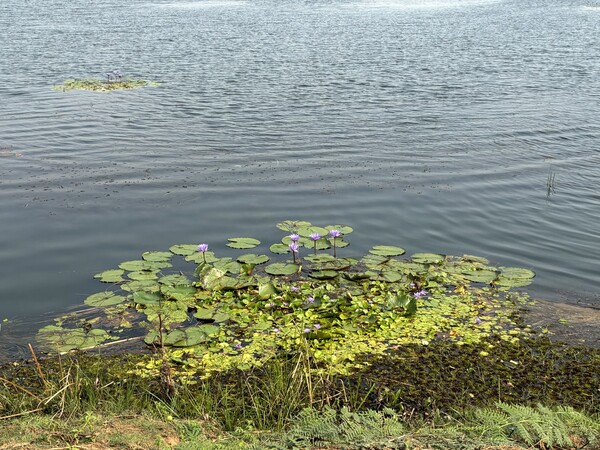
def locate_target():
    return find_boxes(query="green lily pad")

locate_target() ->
[169,244,199,256]
[276,220,312,232]
[237,254,270,265]
[265,263,300,276]
[184,251,219,263]
[258,282,278,299]
[194,308,215,320]
[369,246,406,256]
[461,270,499,284]
[495,276,533,288]
[84,292,127,307]
[270,243,290,254]
[159,274,191,286]
[297,226,329,237]
[119,260,172,271]
[128,270,159,281]
[142,251,173,262]
[161,285,196,301]
[324,225,353,235]
[499,267,536,279]
[226,237,260,249]
[304,254,337,263]
[93,269,125,283]
[411,253,445,264]
[121,280,160,292]
[212,312,231,323]
[133,291,162,306]
[309,270,339,280]
[381,270,405,283]
[461,254,490,265]
[38,326,111,352]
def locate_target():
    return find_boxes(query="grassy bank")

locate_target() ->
[1,335,599,449]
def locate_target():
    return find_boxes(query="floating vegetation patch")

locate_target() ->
[54,72,159,92]
[37,221,536,380]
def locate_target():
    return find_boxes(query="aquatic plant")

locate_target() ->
[37,221,536,380]
[54,73,159,92]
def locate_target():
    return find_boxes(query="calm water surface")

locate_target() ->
[1,0,599,357]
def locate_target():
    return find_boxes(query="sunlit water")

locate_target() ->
[1,0,599,358]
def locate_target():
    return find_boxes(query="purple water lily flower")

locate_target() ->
[291,286,299,293]
[414,289,428,299]
[314,323,321,330]
[289,242,299,263]
[197,243,209,252]
[329,229,341,238]
[273,327,280,333]
[234,343,243,349]
[303,328,311,334]
[307,297,314,303]
[309,233,321,241]
[475,317,482,324]
[289,233,300,242]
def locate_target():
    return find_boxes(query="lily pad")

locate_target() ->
[411,253,445,264]
[84,292,127,307]
[159,274,191,286]
[369,246,406,256]
[265,263,300,276]
[119,260,171,271]
[38,326,111,352]
[94,269,125,283]
[297,226,329,237]
[495,276,533,288]
[142,251,173,262]
[499,267,536,279]
[133,291,162,306]
[161,285,196,302]
[461,270,499,284]
[324,225,354,235]
[276,220,312,232]
[309,270,339,280]
[226,237,260,249]
[127,270,159,281]
[237,254,270,265]
[121,280,160,292]
[169,244,199,256]
[270,243,290,254]
[194,308,215,320]
[258,282,278,299]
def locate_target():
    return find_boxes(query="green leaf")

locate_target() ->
[161,285,196,301]
[119,260,171,271]
[258,282,278,299]
[309,270,338,280]
[265,263,300,276]
[197,324,220,335]
[194,308,215,320]
[142,251,173,262]
[276,220,312,232]
[121,280,160,292]
[324,225,353,235]
[127,270,159,281]
[226,237,260,249]
[297,226,328,237]
[133,291,162,306]
[93,269,125,283]
[159,274,191,286]
[499,267,535,279]
[184,251,219,263]
[462,270,499,284]
[212,312,231,323]
[411,253,445,264]
[237,253,270,265]
[270,243,290,254]
[169,244,199,256]
[84,292,127,307]
[369,246,406,256]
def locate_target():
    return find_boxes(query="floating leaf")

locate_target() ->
[462,270,499,284]
[276,220,312,232]
[309,270,338,280]
[128,270,159,281]
[185,251,219,263]
[38,326,111,352]
[169,244,198,256]
[94,269,125,283]
[198,324,220,335]
[265,263,300,276]
[121,280,160,292]
[499,267,536,279]
[495,276,533,288]
[411,253,445,264]
[270,243,290,254]
[237,254,270,265]
[324,225,353,235]
[119,260,171,271]
[226,237,260,249]
[84,292,127,307]
[142,251,173,262]
[258,282,278,299]
[369,246,406,256]
[297,226,328,237]
[194,308,215,320]
[133,291,162,306]
[161,285,196,301]
[159,274,191,286]
[461,254,490,265]
[381,270,405,283]
[212,312,231,323]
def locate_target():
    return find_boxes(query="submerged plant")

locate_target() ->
[54,73,159,92]
[37,221,536,381]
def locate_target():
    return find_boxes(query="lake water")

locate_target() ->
[1,0,599,357]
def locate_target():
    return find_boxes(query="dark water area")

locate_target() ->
[1,0,599,358]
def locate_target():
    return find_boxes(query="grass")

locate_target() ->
[0,335,599,449]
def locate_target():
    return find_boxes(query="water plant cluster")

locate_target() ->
[53,71,159,92]
[37,221,536,379]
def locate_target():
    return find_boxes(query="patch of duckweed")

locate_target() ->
[37,221,537,381]
[54,77,159,92]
